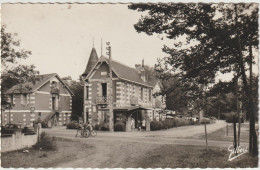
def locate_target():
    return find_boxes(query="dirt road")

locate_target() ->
[43,120,249,168]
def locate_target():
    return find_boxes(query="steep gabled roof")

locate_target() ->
[5,73,74,96]
[82,47,99,77]
[86,56,153,88]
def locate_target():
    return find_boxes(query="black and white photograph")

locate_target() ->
[1,1,259,168]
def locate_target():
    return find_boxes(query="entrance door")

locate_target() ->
[53,112,59,126]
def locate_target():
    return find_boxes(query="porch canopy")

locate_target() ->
[113,106,149,112]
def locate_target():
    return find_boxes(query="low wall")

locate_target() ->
[1,124,42,153]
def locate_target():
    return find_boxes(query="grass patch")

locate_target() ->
[135,145,258,168]
[1,138,94,168]
[33,132,57,151]
[198,123,249,142]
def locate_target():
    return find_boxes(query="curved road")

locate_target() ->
[42,120,248,168]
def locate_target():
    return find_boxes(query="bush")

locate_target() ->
[94,124,100,130]
[41,121,48,128]
[66,121,78,129]
[34,119,48,128]
[226,112,239,123]
[150,121,163,131]
[200,118,210,124]
[33,132,57,151]
[100,122,109,131]
[151,118,197,131]
[162,119,174,129]
[178,119,190,126]
[114,122,126,131]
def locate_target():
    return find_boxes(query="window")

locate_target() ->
[7,94,14,105]
[86,86,89,100]
[21,94,27,105]
[101,71,107,76]
[52,94,59,110]
[38,112,41,117]
[101,83,107,97]
[149,89,152,101]
[141,87,143,100]
[93,105,96,112]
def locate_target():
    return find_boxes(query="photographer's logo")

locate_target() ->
[228,145,248,161]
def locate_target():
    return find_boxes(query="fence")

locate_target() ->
[1,123,42,152]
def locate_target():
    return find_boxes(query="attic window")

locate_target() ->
[101,71,107,76]
[21,94,28,105]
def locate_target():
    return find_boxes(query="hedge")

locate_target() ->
[151,118,197,131]
[66,121,78,129]
[114,122,126,131]
[150,121,163,131]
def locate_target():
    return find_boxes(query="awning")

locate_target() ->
[113,106,150,111]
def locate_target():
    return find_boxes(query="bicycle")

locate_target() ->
[86,129,97,137]
[75,126,90,138]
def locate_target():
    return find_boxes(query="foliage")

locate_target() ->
[62,77,83,121]
[1,25,39,106]
[34,119,48,128]
[225,112,240,123]
[151,118,198,131]
[200,118,211,124]
[66,121,78,129]
[161,77,189,112]
[33,132,57,151]
[99,122,109,131]
[94,124,100,131]
[150,121,163,131]
[129,3,258,155]
[114,122,126,131]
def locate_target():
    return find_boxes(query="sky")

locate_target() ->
[2,3,175,80]
[2,3,258,81]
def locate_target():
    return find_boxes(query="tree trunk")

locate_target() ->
[236,77,241,146]
[218,106,220,120]
[233,118,237,155]
[234,5,258,156]
[249,39,258,156]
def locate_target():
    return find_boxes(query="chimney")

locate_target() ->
[140,59,146,82]
[135,64,141,69]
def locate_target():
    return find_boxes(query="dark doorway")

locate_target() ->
[52,97,55,110]
[101,83,107,97]
[86,112,89,122]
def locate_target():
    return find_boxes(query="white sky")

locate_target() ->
[2,3,174,80]
[2,3,258,81]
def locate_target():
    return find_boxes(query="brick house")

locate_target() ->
[81,47,165,131]
[2,73,73,127]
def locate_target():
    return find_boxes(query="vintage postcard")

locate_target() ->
[1,1,259,168]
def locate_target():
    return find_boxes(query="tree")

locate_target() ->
[143,65,188,112]
[129,3,258,155]
[160,77,189,113]
[1,25,39,106]
[62,77,83,121]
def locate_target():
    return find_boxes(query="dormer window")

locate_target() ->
[21,94,28,105]
[50,81,59,94]
[101,71,107,76]
[6,94,14,105]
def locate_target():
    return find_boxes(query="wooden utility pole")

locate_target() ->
[204,123,208,148]
[226,121,228,136]
[106,42,114,132]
